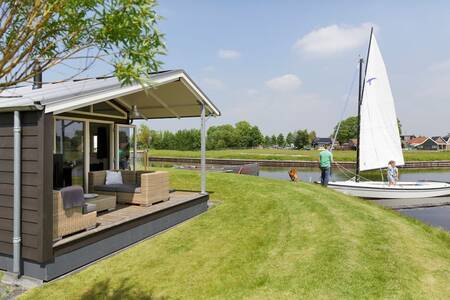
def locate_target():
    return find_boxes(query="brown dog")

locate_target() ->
[288,168,299,182]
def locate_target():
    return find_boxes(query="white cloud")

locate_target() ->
[202,77,225,89]
[293,23,375,56]
[218,49,241,60]
[265,74,302,92]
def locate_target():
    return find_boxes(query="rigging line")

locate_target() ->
[334,161,373,181]
[380,168,384,182]
[333,164,355,181]
[331,62,359,151]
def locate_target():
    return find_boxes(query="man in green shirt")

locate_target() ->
[319,145,333,186]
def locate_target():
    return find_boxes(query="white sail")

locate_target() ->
[359,34,404,171]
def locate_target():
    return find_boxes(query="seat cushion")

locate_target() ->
[94,184,140,193]
[83,202,96,214]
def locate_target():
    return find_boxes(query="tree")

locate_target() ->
[0,1,165,89]
[263,135,271,147]
[159,131,175,149]
[333,116,403,144]
[173,129,200,150]
[207,125,238,150]
[136,123,152,150]
[249,125,263,147]
[235,121,253,148]
[308,131,317,143]
[332,116,358,145]
[235,121,263,148]
[276,134,285,147]
[270,135,277,146]
[286,132,295,146]
[294,129,310,149]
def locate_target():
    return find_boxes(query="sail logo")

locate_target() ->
[366,77,377,85]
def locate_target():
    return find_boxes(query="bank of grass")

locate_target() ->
[21,170,450,299]
[149,148,450,162]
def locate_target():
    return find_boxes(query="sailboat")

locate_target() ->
[327,28,450,199]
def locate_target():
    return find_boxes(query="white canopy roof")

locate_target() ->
[0,70,220,118]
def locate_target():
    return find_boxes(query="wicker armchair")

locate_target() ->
[89,170,170,206]
[53,190,97,241]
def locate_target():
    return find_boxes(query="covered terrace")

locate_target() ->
[0,69,220,281]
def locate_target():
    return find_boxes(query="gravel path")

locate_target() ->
[0,281,26,299]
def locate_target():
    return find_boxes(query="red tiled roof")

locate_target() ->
[408,136,429,146]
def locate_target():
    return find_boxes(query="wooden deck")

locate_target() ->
[54,191,205,248]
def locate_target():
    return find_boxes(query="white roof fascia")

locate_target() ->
[46,84,140,114]
[178,73,221,116]
[46,73,182,115]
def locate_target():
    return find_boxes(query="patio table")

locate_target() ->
[86,194,116,212]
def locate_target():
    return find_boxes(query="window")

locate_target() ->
[90,123,111,171]
[54,119,85,189]
[116,125,136,171]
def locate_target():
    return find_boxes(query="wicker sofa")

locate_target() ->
[88,170,170,206]
[53,190,97,241]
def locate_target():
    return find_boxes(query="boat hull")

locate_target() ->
[327,181,450,199]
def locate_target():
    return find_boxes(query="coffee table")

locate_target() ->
[85,194,116,212]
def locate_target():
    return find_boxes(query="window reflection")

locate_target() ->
[118,127,135,170]
[54,119,84,189]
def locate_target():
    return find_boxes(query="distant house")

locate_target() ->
[431,136,447,150]
[408,136,440,151]
[312,137,333,149]
[340,138,357,150]
[401,135,416,149]
[443,136,450,150]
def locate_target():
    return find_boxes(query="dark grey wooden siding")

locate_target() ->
[416,139,439,150]
[0,111,53,263]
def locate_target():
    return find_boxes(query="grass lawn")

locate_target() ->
[21,170,450,299]
[149,148,450,162]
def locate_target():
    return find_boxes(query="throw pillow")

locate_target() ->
[105,170,123,185]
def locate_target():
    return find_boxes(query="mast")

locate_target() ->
[355,57,363,182]
[355,27,373,182]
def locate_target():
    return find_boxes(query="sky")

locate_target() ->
[51,1,450,137]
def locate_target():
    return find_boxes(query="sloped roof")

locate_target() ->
[431,136,447,145]
[408,136,433,146]
[313,137,332,144]
[0,70,221,118]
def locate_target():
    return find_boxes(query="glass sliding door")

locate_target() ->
[54,119,85,189]
[116,125,136,171]
[89,123,111,171]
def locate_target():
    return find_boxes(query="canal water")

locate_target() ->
[259,166,450,183]
[151,161,450,232]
